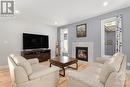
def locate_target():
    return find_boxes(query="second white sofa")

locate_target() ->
[66,53,126,87]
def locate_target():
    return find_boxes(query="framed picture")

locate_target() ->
[76,24,87,37]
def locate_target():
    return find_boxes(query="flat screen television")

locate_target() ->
[23,33,49,49]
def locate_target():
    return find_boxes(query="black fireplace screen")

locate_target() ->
[76,47,88,61]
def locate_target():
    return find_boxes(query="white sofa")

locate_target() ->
[8,54,59,87]
[66,53,126,87]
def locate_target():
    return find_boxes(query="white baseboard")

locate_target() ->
[0,65,9,70]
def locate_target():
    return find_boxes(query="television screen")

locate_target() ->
[23,33,49,49]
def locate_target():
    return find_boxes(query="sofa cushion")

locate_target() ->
[11,55,32,75]
[67,70,104,87]
[27,58,39,65]
[31,63,48,72]
[82,65,102,75]
[99,63,116,84]
[104,56,115,64]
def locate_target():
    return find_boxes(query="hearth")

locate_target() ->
[76,47,88,61]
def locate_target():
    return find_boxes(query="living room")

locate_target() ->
[0,0,130,87]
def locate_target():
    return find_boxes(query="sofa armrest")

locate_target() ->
[95,57,111,64]
[27,58,39,65]
[29,66,59,80]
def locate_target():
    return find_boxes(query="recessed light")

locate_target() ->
[54,21,58,25]
[103,1,108,6]
[15,10,20,14]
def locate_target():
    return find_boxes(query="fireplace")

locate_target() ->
[76,47,88,61]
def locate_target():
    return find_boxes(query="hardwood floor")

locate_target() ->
[0,69,11,87]
[0,61,130,87]
[125,73,130,87]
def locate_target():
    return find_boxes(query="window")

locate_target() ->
[60,28,68,56]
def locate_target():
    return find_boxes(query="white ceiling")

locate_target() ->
[15,0,130,26]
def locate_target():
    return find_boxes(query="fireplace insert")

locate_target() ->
[76,47,88,61]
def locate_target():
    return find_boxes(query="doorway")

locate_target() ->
[105,21,116,55]
[101,16,123,57]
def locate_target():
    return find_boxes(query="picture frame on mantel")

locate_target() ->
[76,24,87,37]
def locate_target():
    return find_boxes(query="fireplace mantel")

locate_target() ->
[72,42,93,62]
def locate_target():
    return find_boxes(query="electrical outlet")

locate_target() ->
[127,63,130,66]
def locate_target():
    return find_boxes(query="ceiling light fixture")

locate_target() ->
[103,1,108,6]
[15,10,20,14]
[54,21,58,25]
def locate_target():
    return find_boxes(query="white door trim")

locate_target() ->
[101,17,116,57]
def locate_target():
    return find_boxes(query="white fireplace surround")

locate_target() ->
[72,42,94,62]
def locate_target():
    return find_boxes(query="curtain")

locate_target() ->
[115,15,123,52]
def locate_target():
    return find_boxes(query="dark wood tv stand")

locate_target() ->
[21,49,51,62]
